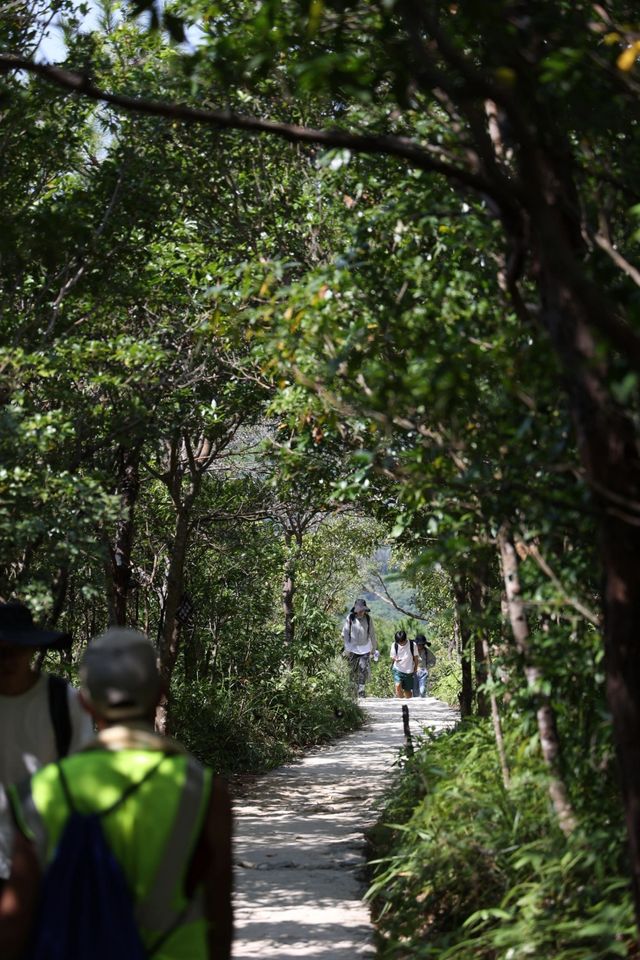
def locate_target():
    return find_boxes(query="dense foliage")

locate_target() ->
[369,718,634,959]
[2,0,640,946]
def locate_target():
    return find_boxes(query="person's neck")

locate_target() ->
[96,716,155,733]
[0,670,40,697]
[87,721,187,756]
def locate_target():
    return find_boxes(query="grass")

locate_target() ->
[172,656,364,773]
[367,718,637,960]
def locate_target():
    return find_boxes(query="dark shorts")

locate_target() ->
[392,667,414,692]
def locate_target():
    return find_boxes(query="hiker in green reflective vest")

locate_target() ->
[0,627,232,960]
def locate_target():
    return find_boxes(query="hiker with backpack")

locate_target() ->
[342,598,379,698]
[0,626,232,960]
[390,629,419,699]
[0,602,93,893]
[413,633,436,698]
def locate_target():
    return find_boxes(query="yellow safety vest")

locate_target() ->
[9,726,212,959]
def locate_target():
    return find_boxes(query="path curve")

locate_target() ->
[232,696,458,960]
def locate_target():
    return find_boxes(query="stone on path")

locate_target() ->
[232,696,458,960]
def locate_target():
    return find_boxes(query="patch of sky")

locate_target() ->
[35,0,104,62]
[35,0,202,63]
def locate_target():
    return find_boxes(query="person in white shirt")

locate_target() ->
[342,599,378,698]
[390,629,419,699]
[0,603,93,888]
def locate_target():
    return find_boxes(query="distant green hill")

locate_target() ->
[344,577,424,625]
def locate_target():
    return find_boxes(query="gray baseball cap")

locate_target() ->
[80,627,161,721]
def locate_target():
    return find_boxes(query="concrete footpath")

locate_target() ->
[232,696,458,960]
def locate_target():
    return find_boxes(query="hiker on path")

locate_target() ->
[390,629,419,700]
[413,634,436,698]
[0,602,93,891]
[342,598,378,698]
[0,627,232,960]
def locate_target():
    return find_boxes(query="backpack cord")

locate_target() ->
[56,755,167,818]
[145,905,191,958]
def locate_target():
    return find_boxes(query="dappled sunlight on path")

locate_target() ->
[232,696,458,960]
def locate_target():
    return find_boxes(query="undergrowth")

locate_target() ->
[172,656,364,773]
[368,718,636,959]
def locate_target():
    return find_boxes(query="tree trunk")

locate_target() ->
[537,264,640,911]
[453,577,473,718]
[600,516,640,920]
[282,531,303,664]
[111,446,141,626]
[155,501,192,736]
[474,632,490,717]
[183,623,204,683]
[103,544,117,627]
[481,635,510,789]
[498,525,576,834]
[511,151,640,901]
[44,566,69,628]
[451,601,461,657]
[282,537,296,652]
[154,434,214,736]
[469,574,490,717]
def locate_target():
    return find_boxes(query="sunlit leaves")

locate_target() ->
[616,40,640,72]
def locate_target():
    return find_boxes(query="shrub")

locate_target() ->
[172,656,363,773]
[368,719,636,959]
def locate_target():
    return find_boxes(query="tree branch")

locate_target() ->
[0,54,507,202]
[44,162,128,337]
[367,570,429,622]
[593,232,640,289]
[523,541,601,627]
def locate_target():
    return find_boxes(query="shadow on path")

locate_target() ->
[232,696,458,960]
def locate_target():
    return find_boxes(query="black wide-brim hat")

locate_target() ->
[351,599,371,613]
[0,603,71,649]
[414,634,432,646]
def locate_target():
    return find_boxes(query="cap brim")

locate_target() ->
[0,628,71,650]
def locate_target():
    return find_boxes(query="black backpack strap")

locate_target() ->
[56,754,167,818]
[101,756,166,816]
[48,675,72,759]
[56,759,77,813]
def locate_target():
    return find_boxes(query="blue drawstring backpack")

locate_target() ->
[28,756,165,960]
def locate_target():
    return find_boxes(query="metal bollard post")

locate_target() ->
[402,703,414,756]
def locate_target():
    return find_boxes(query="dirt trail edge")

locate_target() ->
[232,696,459,960]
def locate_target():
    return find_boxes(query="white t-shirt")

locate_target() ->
[390,639,417,674]
[0,674,94,878]
[342,613,376,655]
